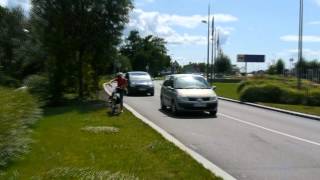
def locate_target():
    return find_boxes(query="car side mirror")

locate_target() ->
[212,86,217,90]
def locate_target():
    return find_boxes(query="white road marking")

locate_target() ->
[219,113,320,147]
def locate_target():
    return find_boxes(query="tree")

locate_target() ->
[0,6,29,79]
[276,59,285,75]
[214,53,232,74]
[31,0,133,102]
[121,31,171,76]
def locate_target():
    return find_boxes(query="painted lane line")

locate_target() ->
[103,83,236,180]
[125,104,236,180]
[219,113,320,147]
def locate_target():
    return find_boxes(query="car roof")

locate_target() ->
[166,74,203,79]
[127,71,149,75]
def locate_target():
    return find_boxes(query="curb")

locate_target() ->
[103,83,236,180]
[218,97,320,121]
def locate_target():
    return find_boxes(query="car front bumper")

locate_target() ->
[176,100,218,112]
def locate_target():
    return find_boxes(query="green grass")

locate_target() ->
[1,101,220,179]
[0,87,41,169]
[213,83,239,100]
[213,81,320,117]
[261,103,320,117]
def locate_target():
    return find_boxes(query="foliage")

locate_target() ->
[267,59,285,75]
[0,7,29,79]
[120,30,171,76]
[0,87,41,169]
[30,0,133,102]
[214,53,232,74]
[238,76,320,106]
[182,62,206,73]
[276,59,285,74]
[1,102,219,179]
[23,74,50,105]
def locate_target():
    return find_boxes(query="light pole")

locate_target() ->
[211,16,215,81]
[202,4,211,81]
[297,0,303,89]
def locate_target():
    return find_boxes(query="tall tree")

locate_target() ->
[121,31,171,76]
[276,59,285,75]
[0,6,28,79]
[31,0,132,101]
[214,53,232,74]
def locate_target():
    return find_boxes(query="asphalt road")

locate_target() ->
[124,81,320,180]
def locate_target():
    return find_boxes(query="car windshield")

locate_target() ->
[130,75,151,81]
[175,76,210,89]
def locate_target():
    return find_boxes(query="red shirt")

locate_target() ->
[115,77,127,89]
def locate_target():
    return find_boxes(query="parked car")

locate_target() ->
[160,74,218,116]
[126,71,154,96]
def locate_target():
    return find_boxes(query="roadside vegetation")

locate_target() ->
[214,75,320,116]
[0,87,41,169]
[0,101,220,180]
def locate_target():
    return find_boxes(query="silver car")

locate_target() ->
[160,74,218,116]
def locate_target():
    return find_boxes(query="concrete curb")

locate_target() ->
[103,83,236,180]
[219,97,320,121]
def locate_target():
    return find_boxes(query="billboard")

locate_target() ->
[237,54,265,63]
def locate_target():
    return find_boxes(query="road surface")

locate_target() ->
[124,81,320,180]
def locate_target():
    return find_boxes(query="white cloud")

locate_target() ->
[1,0,30,12]
[127,9,237,45]
[315,0,320,6]
[280,35,320,42]
[309,21,320,25]
[0,0,7,7]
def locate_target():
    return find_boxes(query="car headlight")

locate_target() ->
[209,96,217,101]
[177,96,188,101]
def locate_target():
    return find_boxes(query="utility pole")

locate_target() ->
[297,0,303,89]
[206,4,210,81]
[211,16,215,81]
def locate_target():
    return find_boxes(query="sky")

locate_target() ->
[2,0,320,71]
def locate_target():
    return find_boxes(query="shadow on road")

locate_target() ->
[158,108,218,119]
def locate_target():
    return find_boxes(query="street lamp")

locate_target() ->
[297,0,303,89]
[202,4,211,81]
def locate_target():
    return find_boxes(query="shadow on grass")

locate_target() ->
[158,108,217,119]
[44,99,107,117]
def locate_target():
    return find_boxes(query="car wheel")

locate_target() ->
[160,97,166,110]
[150,92,154,96]
[171,101,179,115]
[210,110,217,117]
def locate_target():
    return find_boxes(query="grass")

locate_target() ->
[213,82,239,100]
[1,101,220,179]
[0,87,41,169]
[261,103,320,117]
[213,80,320,117]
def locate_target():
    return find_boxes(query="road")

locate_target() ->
[124,81,320,180]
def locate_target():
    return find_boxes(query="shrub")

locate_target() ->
[306,90,320,106]
[0,74,20,87]
[280,88,304,105]
[0,87,41,169]
[240,84,283,103]
[23,75,51,106]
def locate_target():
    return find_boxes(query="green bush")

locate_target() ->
[240,84,283,103]
[306,90,320,106]
[239,83,320,106]
[23,75,51,106]
[0,87,41,169]
[0,74,20,87]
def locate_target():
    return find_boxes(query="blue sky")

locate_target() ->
[2,0,320,71]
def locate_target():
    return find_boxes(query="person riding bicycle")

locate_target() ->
[108,72,128,112]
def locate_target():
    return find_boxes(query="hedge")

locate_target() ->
[0,87,42,169]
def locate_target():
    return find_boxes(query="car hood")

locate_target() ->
[177,89,217,97]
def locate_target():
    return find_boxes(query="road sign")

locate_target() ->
[237,54,265,63]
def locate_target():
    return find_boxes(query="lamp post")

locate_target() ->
[202,4,211,81]
[297,0,303,89]
[211,16,215,81]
